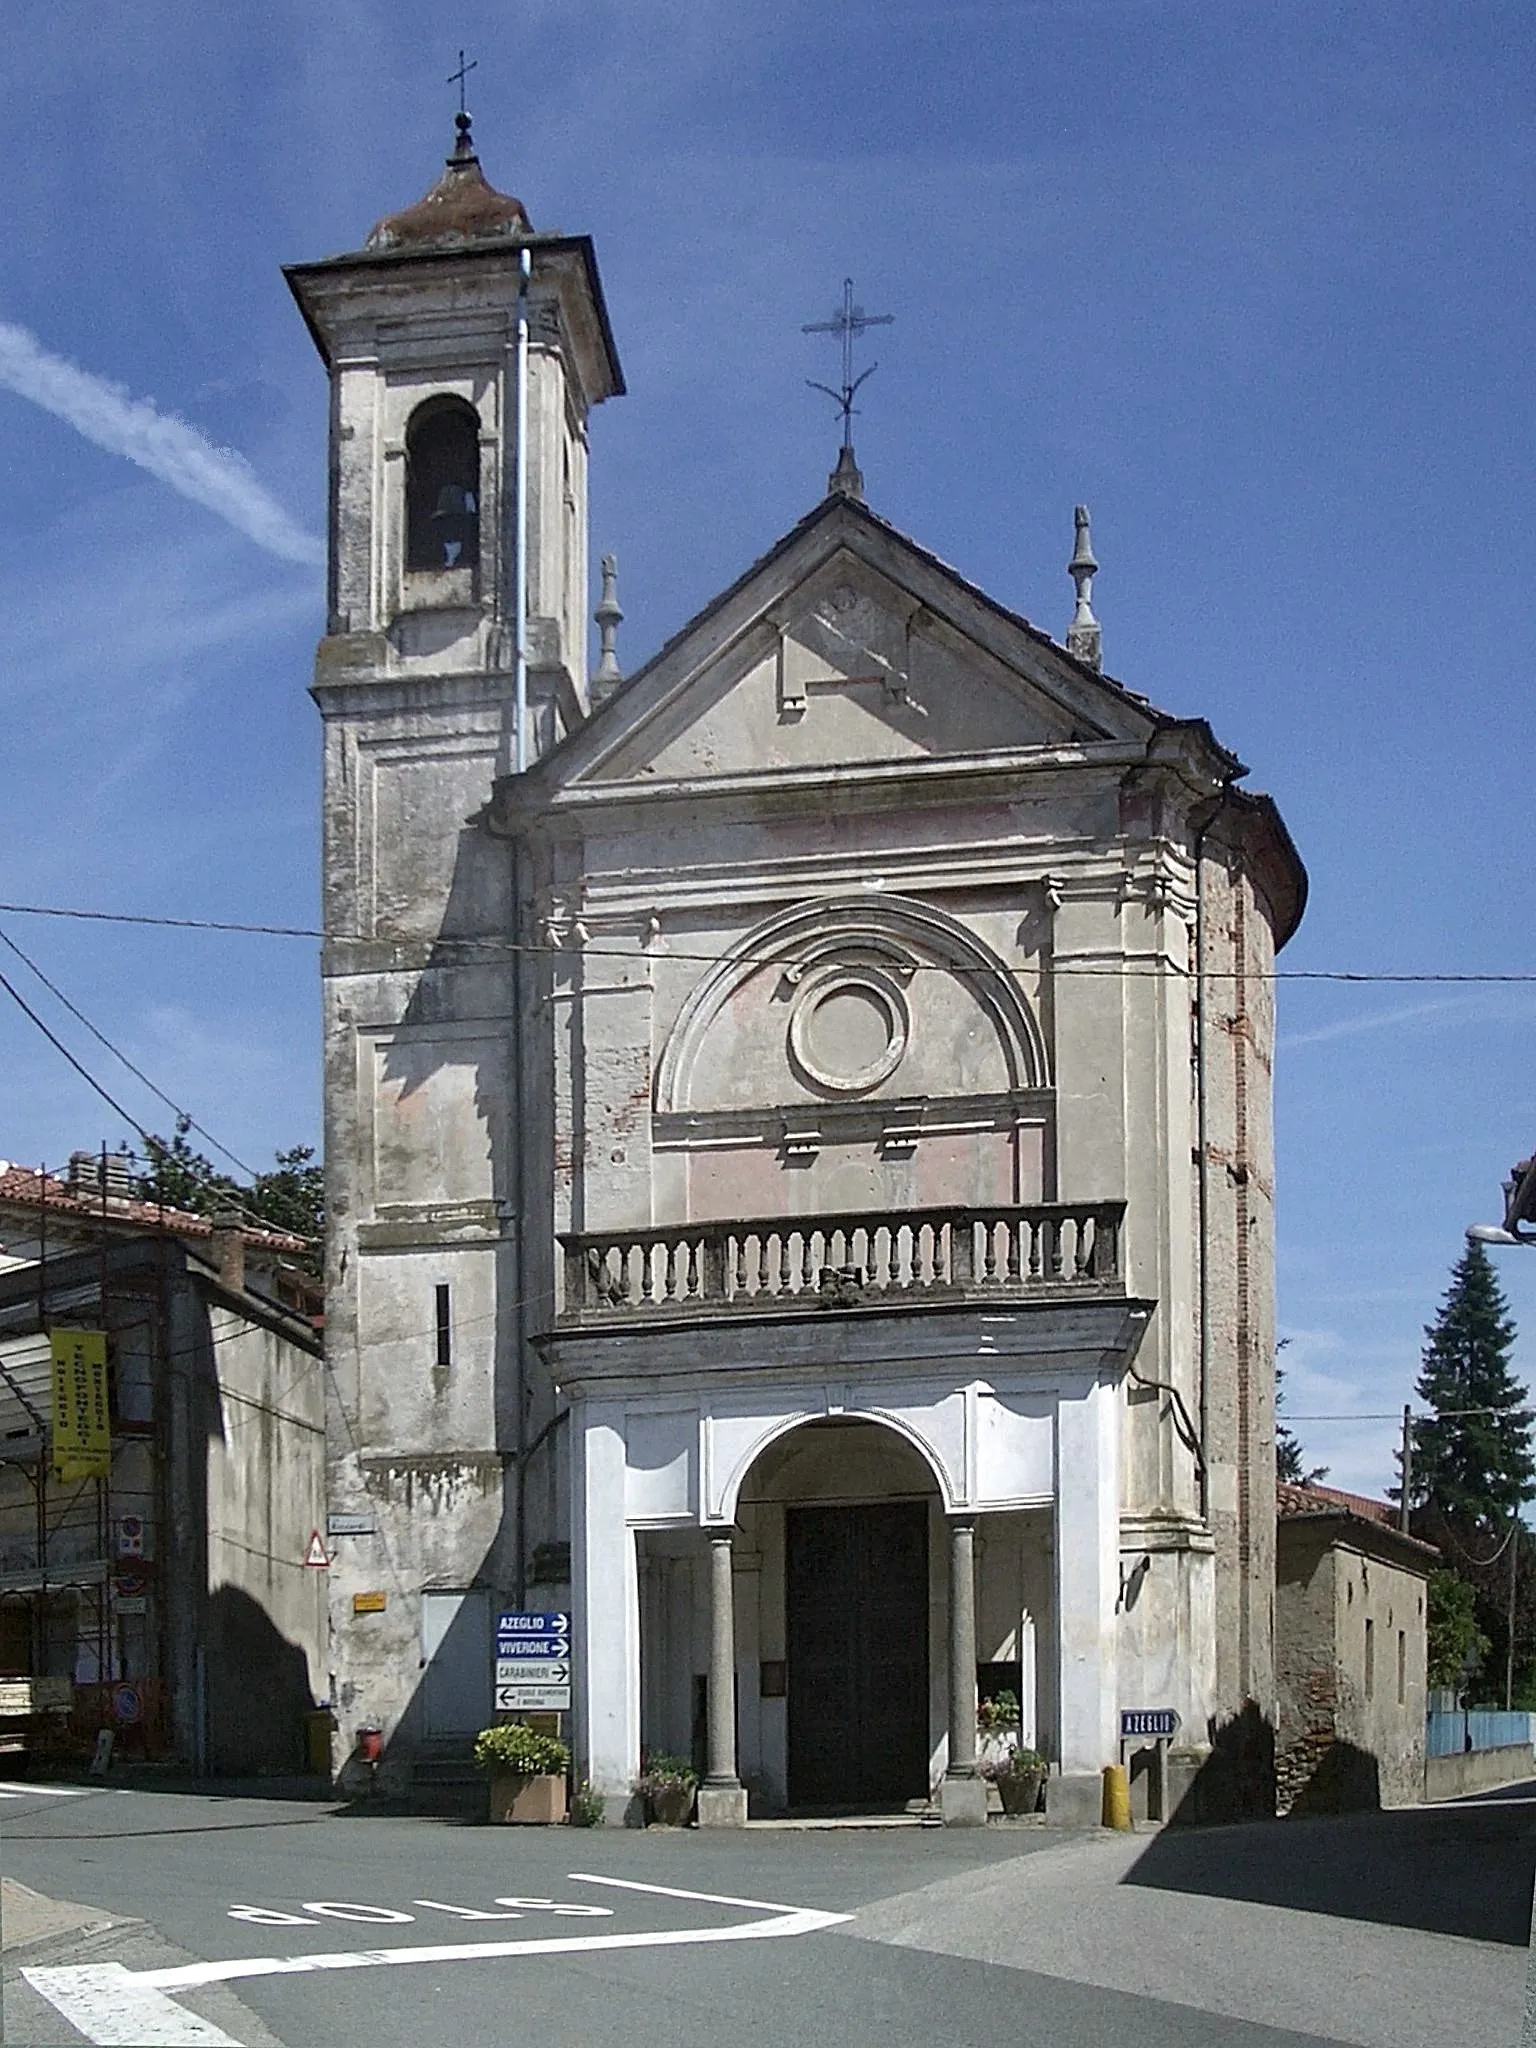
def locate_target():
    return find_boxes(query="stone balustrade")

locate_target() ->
[559,1200,1124,1321]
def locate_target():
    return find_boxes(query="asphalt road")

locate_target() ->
[0,1775,1529,2048]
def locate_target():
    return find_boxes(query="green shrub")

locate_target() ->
[979,1742,1046,1783]
[568,1780,606,1827]
[473,1724,571,1777]
[634,1752,698,1794]
[977,1689,1021,1734]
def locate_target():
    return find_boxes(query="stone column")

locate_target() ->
[697,1527,747,1826]
[941,1515,986,1825]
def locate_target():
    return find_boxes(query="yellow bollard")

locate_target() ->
[1102,1762,1132,1830]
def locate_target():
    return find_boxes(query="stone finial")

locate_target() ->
[1066,503,1101,670]
[591,554,624,703]
[828,443,865,503]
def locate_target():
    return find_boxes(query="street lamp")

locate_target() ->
[1467,1155,1536,1247]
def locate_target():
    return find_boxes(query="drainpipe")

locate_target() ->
[514,245,531,775]
[1191,791,1232,1525]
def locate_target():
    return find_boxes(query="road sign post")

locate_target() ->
[494,1613,571,1711]
[1119,1708,1180,1821]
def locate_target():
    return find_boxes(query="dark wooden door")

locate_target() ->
[786,1501,929,1810]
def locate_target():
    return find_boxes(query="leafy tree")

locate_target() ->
[131,1118,322,1272]
[1410,1241,1534,1527]
[1425,1567,1489,1691]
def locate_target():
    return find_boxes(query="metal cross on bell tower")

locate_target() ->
[803,277,893,500]
[448,49,478,115]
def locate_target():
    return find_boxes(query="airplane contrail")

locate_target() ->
[0,318,322,567]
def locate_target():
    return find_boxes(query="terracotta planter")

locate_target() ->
[995,1768,1046,1816]
[489,1771,568,1825]
[646,1781,696,1827]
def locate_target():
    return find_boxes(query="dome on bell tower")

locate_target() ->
[365,113,531,252]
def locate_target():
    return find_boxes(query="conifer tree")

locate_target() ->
[1410,1241,1534,1527]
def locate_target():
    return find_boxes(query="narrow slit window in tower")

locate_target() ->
[435,1284,452,1372]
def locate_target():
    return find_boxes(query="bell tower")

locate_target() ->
[286,120,623,1776]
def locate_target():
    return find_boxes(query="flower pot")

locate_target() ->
[646,1782,696,1827]
[996,1767,1045,1816]
[489,1771,568,1825]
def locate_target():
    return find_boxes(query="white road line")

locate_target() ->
[0,1779,92,1796]
[20,1962,242,2045]
[21,1874,852,2041]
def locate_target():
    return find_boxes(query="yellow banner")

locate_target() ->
[50,1330,110,1481]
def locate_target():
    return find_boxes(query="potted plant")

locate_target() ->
[981,1742,1047,1817]
[473,1723,571,1825]
[634,1753,698,1827]
[977,1688,1021,1773]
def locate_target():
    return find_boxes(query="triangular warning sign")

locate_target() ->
[304,1529,330,1568]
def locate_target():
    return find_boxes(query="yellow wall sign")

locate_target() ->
[50,1330,111,1481]
[352,1591,387,1615]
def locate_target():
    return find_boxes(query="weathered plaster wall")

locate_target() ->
[202,1300,327,1772]
[1275,1521,1428,1812]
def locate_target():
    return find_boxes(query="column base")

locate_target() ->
[696,1781,748,1828]
[1043,1771,1105,1828]
[940,1773,988,1827]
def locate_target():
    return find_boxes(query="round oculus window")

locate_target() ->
[787,970,909,1094]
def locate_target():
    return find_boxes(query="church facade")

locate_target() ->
[288,122,1305,1821]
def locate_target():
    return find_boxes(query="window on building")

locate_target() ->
[1398,1630,1407,1705]
[435,1284,452,1373]
[1364,1617,1375,1700]
[405,398,480,571]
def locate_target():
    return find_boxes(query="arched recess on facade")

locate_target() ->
[655,893,1049,1116]
[718,1406,958,1524]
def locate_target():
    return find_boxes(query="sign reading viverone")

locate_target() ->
[494,1613,571,1709]
[1120,1707,1180,1741]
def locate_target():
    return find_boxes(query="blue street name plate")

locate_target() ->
[1120,1707,1180,1740]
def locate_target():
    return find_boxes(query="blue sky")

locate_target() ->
[1,1,1532,1494]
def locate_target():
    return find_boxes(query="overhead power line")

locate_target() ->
[0,923,260,1181]
[0,897,1530,985]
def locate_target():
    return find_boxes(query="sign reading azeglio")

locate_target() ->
[1120,1707,1181,1741]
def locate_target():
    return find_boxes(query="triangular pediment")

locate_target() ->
[537,496,1165,796]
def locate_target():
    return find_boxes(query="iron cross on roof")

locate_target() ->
[803,278,894,450]
[448,49,478,115]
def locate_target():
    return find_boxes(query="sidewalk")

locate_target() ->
[1,1878,121,1955]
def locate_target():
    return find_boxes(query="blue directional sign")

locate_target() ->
[496,1611,569,1655]
[493,1634,569,1660]
[1120,1707,1180,1740]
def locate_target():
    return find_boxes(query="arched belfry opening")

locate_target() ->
[405,396,481,570]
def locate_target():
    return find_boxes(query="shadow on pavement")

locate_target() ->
[1123,1784,1536,1947]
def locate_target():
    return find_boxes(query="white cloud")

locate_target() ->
[0,318,322,566]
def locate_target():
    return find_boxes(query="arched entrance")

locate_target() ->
[736,1418,942,1813]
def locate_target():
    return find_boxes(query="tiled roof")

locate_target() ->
[1276,1480,1438,1562]
[0,1164,307,1254]
[1277,1480,1394,1525]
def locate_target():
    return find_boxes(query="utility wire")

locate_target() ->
[0,923,260,1182]
[0,968,149,1144]
[0,896,1532,983]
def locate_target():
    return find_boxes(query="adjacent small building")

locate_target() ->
[1275,1481,1435,1812]
[0,1158,326,1770]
